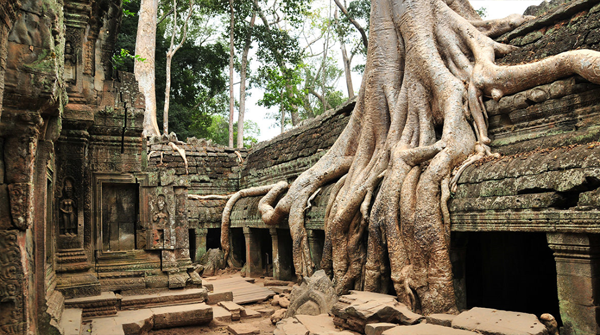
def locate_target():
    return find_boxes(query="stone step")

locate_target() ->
[120,288,208,310]
[90,303,213,335]
[64,292,119,318]
[65,288,210,318]
[60,308,83,335]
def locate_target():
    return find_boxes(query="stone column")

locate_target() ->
[243,227,253,277]
[195,228,207,262]
[547,233,600,335]
[270,228,280,279]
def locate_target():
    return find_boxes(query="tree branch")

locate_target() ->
[333,0,368,50]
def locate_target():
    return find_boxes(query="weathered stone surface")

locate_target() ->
[287,270,338,317]
[272,309,287,324]
[365,323,398,335]
[207,291,234,305]
[383,324,479,335]
[279,296,291,308]
[332,291,423,332]
[118,310,154,335]
[200,248,226,276]
[228,323,261,335]
[151,303,213,329]
[451,308,547,335]
[296,314,345,334]
[426,313,456,327]
[274,317,310,335]
[212,306,232,322]
[59,308,83,335]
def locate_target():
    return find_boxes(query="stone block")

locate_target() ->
[273,317,309,335]
[383,324,478,335]
[296,314,343,334]
[118,310,154,335]
[151,303,212,329]
[212,305,232,322]
[451,307,546,335]
[207,291,233,305]
[365,323,398,335]
[426,313,456,327]
[227,323,260,335]
[59,308,83,335]
[242,308,262,319]
[168,272,188,289]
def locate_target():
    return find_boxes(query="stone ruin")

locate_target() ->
[0,0,600,334]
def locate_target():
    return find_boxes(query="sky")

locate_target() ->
[242,0,545,142]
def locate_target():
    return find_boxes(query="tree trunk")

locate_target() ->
[254,0,600,315]
[237,13,256,148]
[228,0,235,147]
[164,52,172,134]
[163,0,193,135]
[341,43,354,99]
[135,0,160,137]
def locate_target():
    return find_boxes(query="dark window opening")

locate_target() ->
[207,228,221,249]
[230,228,246,268]
[465,232,561,325]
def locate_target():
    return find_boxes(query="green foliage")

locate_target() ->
[476,7,487,18]
[114,0,230,140]
[205,115,260,148]
[111,48,146,69]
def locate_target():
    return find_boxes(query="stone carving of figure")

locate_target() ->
[153,194,169,227]
[59,179,77,236]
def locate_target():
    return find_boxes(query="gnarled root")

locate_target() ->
[221,183,283,267]
[253,0,600,315]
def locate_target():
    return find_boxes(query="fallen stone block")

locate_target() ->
[212,305,232,322]
[271,286,292,294]
[271,309,287,324]
[279,296,291,308]
[365,322,398,335]
[219,301,244,321]
[452,307,547,335]
[296,314,343,334]
[151,303,212,329]
[264,279,296,287]
[426,313,456,327]
[274,317,309,335]
[118,310,154,335]
[332,291,423,332]
[227,323,260,335]
[257,308,275,316]
[242,308,262,319]
[383,324,479,334]
[208,291,233,305]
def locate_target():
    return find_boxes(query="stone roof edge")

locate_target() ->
[498,0,599,43]
[250,97,357,152]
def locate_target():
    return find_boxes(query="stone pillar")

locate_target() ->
[243,227,253,277]
[270,228,280,279]
[547,233,600,335]
[195,228,207,262]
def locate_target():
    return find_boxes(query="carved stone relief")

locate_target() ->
[59,178,77,236]
[0,231,25,333]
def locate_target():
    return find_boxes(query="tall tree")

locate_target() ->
[135,0,160,136]
[228,0,235,147]
[249,0,600,315]
[235,3,256,148]
[163,0,194,134]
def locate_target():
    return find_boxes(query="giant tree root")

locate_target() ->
[237,0,600,315]
[220,183,286,267]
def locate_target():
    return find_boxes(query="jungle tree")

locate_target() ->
[235,0,600,315]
